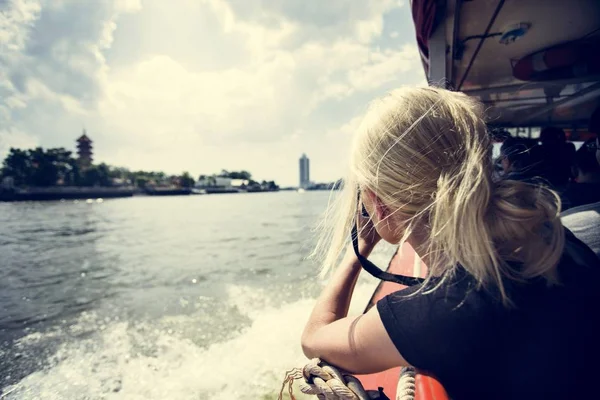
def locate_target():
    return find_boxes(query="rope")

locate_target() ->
[279,359,417,400]
[396,367,416,400]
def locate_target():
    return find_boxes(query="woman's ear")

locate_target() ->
[365,190,388,220]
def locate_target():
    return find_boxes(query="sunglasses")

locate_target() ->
[352,189,424,286]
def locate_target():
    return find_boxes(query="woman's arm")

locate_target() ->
[301,240,409,374]
[301,242,372,349]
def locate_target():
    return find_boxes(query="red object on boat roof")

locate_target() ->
[410,0,439,76]
[512,38,600,82]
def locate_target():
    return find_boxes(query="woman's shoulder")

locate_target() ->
[376,270,504,373]
[562,228,600,272]
[554,229,600,295]
[380,268,501,327]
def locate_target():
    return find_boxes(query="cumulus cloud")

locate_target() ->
[223,0,402,44]
[0,0,423,185]
[0,129,39,157]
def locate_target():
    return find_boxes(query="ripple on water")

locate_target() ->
[0,192,344,398]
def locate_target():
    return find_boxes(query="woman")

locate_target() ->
[301,87,600,400]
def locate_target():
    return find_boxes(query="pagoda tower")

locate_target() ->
[76,130,93,168]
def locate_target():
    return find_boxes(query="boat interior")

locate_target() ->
[413,0,600,136]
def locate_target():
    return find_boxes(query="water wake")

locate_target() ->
[2,283,375,400]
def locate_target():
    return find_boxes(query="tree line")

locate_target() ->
[0,147,195,188]
[198,169,279,190]
[0,147,278,190]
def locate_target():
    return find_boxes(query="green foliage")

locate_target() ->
[218,169,252,180]
[1,147,111,187]
[2,148,32,186]
[1,146,278,190]
[265,180,279,190]
[78,163,111,187]
[1,147,78,186]
[134,176,150,187]
[180,171,195,188]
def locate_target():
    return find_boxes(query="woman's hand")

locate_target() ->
[301,200,408,375]
[357,204,382,253]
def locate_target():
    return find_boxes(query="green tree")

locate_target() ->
[239,170,252,180]
[28,147,60,186]
[109,167,130,179]
[127,170,169,187]
[75,163,111,187]
[47,148,76,185]
[226,170,252,180]
[70,163,82,186]
[96,163,111,186]
[180,171,195,188]
[81,166,100,187]
[135,176,150,188]
[1,148,32,186]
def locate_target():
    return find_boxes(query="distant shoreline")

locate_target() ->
[0,186,136,202]
[0,185,335,202]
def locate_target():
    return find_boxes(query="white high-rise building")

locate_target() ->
[299,154,310,189]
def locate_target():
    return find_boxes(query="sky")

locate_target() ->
[0,0,426,186]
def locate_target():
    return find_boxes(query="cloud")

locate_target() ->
[0,0,42,124]
[0,0,423,185]
[326,114,366,139]
[0,129,39,157]
[222,0,403,44]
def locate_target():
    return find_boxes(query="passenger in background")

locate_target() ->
[532,127,576,191]
[561,107,600,258]
[499,137,539,182]
[563,139,600,209]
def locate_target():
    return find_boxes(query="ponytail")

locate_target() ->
[428,169,564,304]
[486,180,564,283]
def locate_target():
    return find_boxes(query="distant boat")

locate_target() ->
[204,187,241,194]
[297,188,305,193]
[144,187,192,196]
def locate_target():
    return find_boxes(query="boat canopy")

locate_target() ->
[410,0,600,132]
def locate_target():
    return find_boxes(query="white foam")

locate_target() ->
[3,282,376,400]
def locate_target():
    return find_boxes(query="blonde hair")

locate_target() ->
[314,86,564,305]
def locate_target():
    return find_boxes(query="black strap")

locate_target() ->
[377,387,390,400]
[352,223,425,286]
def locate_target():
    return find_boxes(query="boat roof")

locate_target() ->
[411,0,600,129]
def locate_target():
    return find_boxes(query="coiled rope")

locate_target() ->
[396,367,416,400]
[278,358,417,400]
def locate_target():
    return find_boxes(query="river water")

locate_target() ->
[0,192,393,399]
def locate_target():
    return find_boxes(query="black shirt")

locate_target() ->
[377,234,600,400]
[563,182,600,210]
